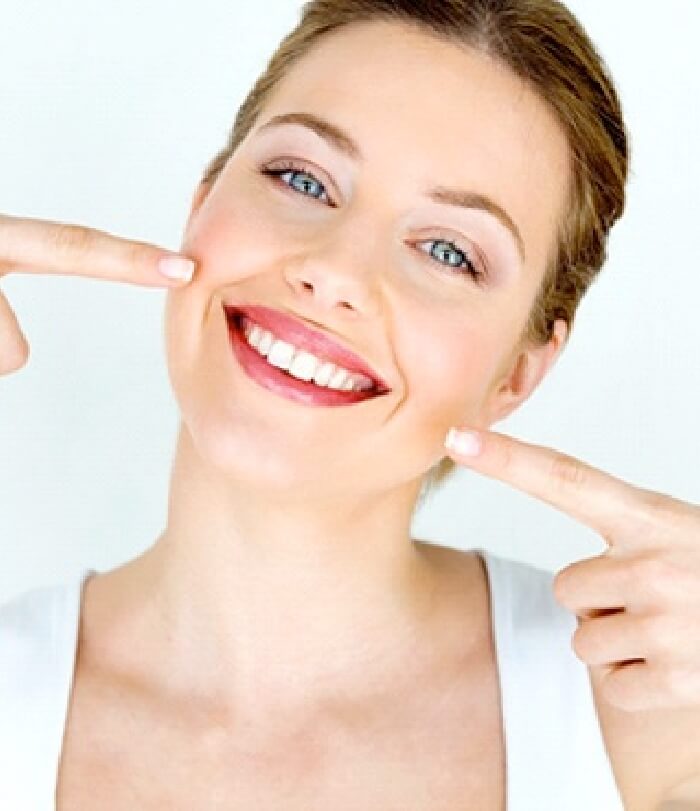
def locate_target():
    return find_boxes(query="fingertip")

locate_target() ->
[158,255,196,283]
[444,428,482,457]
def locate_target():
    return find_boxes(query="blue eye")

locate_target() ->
[425,240,467,268]
[260,159,486,284]
[261,160,334,206]
[417,238,484,283]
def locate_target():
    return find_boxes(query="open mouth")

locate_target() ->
[225,307,389,407]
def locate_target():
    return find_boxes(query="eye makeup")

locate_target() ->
[248,129,519,285]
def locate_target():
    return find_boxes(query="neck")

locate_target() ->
[91,423,451,735]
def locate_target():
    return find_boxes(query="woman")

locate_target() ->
[1,1,699,809]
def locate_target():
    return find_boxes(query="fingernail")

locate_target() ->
[444,428,481,456]
[158,255,195,282]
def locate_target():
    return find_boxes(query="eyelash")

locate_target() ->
[259,158,487,284]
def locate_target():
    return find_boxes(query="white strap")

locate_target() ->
[479,551,624,811]
[0,572,87,810]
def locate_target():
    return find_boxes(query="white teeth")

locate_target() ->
[328,369,350,390]
[266,338,295,370]
[241,318,375,393]
[247,323,262,347]
[247,323,275,356]
[312,361,336,387]
[288,351,321,382]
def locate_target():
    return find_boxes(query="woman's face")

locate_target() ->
[165,20,570,497]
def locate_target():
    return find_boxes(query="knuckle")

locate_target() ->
[50,223,96,254]
[123,239,154,269]
[549,452,587,489]
[630,487,683,532]
[572,626,592,659]
[552,569,575,605]
[638,489,668,514]
[1,335,30,374]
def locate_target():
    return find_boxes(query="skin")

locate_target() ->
[70,19,571,746]
[4,20,697,805]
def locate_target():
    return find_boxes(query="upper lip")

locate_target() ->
[223,303,391,393]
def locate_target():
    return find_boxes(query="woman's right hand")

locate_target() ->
[0,214,195,376]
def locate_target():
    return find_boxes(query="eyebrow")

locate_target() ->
[257,111,526,262]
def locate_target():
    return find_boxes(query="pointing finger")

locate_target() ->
[444,427,641,539]
[0,214,195,287]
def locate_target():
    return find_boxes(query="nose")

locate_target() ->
[282,222,383,320]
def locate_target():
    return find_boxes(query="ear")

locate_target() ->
[484,319,568,426]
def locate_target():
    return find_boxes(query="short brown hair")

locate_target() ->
[201,0,629,496]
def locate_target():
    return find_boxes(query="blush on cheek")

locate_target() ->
[181,204,289,286]
[440,340,506,415]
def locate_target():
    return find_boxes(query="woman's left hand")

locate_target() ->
[443,427,700,713]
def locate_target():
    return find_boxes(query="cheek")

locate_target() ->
[398,318,508,426]
[165,181,301,408]
[162,288,200,406]
[179,193,294,288]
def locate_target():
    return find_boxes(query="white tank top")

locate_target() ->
[0,552,624,810]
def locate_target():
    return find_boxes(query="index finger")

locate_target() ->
[444,427,641,538]
[0,214,195,286]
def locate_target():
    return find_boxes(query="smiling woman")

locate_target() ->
[1,1,698,810]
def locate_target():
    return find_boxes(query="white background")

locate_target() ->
[0,1,698,601]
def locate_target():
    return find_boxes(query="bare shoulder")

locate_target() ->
[407,540,503,664]
[590,659,700,809]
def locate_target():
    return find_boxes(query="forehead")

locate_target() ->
[257,20,571,277]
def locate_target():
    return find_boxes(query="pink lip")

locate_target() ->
[226,319,382,407]
[222,303,390,393]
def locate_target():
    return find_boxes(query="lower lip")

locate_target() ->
[226,313,382,407]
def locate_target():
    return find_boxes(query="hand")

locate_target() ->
[444,427,700,713]
[0,213,196,376]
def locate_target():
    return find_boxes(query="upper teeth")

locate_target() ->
[242,319,376,393]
